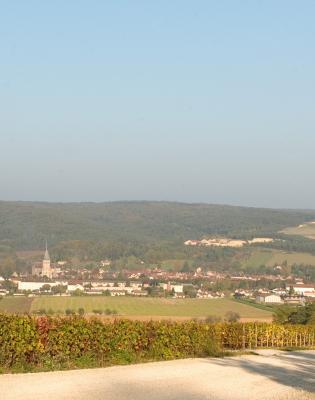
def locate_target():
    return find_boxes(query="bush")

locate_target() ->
[0,314,314,372]
[65,309,75,316]
[224,311,240,322]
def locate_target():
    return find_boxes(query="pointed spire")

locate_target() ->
[44,240,50,261]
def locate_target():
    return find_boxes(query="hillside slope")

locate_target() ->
[1,201,315,249]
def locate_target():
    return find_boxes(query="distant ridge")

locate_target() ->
[1,200,315,249]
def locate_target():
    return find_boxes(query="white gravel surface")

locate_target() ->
[1,350,314,400]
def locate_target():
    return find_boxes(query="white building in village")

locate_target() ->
[256,293,283,304]
[291,284,315,296]
[18,281,60,292]
[160,282,184,293]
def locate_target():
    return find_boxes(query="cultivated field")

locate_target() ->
[282,222,315,240]
[242,249,315,268]
[241,250,274,269]
[24,296,273,320]
[267,251,315,266]
[0,297,33,313]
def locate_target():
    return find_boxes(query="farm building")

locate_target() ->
[256,293,283,304]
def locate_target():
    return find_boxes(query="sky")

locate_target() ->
[1,0,315,208]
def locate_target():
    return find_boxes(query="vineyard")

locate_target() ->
[0,314,314,373]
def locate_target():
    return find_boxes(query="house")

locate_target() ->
[284,296,305,305]
[304,291,315,298]
[100,259,111,267]
[196,289,214,299]
[234,289,253,298]
[67,283,84,293]
[256,293,283,304]
[131,290,148,296]
[272,288,287,296]
[110,289,126,296]
[18,281,59,292]
[160,282,184,293]
[291,284,315,295]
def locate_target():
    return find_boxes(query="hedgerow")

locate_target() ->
[0,314,314,372]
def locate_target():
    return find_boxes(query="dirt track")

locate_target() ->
[1,350,314,400]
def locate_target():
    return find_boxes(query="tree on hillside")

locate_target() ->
[181,261,190,272]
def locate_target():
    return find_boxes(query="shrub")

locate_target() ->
[0,314,42,368]
[0,314,314,372]
[65,309,75,316]
[224,311,240,322]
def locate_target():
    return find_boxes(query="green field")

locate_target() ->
[241,248,315,268]
[267,251,315,266]
[23,296,273,320]
[241,250,274,269]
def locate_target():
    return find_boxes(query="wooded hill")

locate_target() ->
[1,201,315,250]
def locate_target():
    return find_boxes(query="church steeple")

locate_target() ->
[44,240,50,261]
[42,240,52,278]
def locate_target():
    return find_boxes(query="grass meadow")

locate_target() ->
[23,296,273,320]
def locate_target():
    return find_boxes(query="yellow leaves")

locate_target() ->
[0,314,314,372]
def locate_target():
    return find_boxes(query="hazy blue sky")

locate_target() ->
[1,1,314,208]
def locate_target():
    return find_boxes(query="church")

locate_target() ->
[32,243,53,279]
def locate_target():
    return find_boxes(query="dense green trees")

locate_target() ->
[51,285,67,295]
[274,303,315,325]
[1,201,315,276]
[1,201,314,250]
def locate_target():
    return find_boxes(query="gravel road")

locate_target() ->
[1,350,314,400]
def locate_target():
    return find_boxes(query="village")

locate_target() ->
[1,246,315,306]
